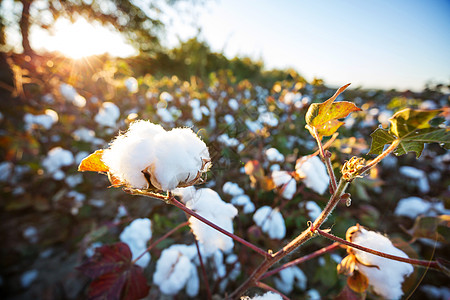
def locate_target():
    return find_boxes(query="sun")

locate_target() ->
[32,17,137,59]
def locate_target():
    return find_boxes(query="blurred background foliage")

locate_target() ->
[0,1,449,299]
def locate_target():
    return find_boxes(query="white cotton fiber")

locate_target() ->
[352,228,414,300]
[231,194,255,213]
[42,147,74,180]
[253,206,286,239]
[223,181,244,196]
[246,292,282,300]
[101,120,210,190]
[394,197,431,218]
[399,166,430,193]
[119,218,152,268]
[21,269,38,288]
[125,77,138,93]
[265,148,284,162]
[272,171,296,200]
[153,248,194,295]
[95,102,120,128]
[296,156,329,195]
[185,188,238,256]
[274,266,307,294]
[304,201,322,220]
[60,83,86,107]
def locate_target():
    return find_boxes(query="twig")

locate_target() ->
[194,239,212,300]
[255,282,290,300]
[168,197,271,259]
[316,229,441,270]
[261,243,340,279]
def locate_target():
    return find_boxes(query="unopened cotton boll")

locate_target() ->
[101,120,210,191]
[296,156,329,195]
[352,227,414,300]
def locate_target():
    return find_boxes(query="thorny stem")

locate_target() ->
[316,229,442,271]
[261,242,340,280]
[313,128,337,193]
[132,221,189,265]
[358,139,401,176]
[168,197,272,259]
[194,238,212,300]
[255,282,289,300]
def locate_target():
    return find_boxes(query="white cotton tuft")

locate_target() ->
[95,102,120,128]
[223,181,244,196]
[228,98,239,110]
[119,218,152,268]
[101,120,210,190]
[352,228,414,300]
[24,109,58,130]
[296,156,329,195]
[304,201,322,220]
[258,111,278,127]
[125,77,138,93]
[42,147,74,180]
[60,83,86,107]
[231,194,255,213]
[153,248,194,295]
[185,188,238,256]
[245,291,282,300]
[271,171,296,200]
[399,166,430,193]
[274,266,307,294]
[394,197,431,218]
[253,206,286,239]
[265,148,284,162]
[21,269,38,288]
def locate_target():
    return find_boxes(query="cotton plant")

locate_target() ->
[119,218,152,268]
[77,83,449,299]
[223,181,255,213]
[94,102,120,128]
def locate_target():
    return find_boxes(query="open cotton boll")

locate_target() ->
[244,292,282,300]
[274,266,307,294]
[59,83,86,107]
[95,102,120,128]
[265,148,284,162]
[21,269,38,288]
[352,228,414,300]
[253,206,286,239]
[185,188,238,256]
[228,98,239,110]
[24,109,58,130]
[231,194,255,213]
[304,201,322,220]
[125,77,138,93]
[102,120,210,190]
[42,147,74,179]
[296,156,329,195]
[223,181,244,196]
[399,166,430,193]
[119,218,152,268]
[272,171,296,200]
[394,197,432,218]
[153,248,195,295]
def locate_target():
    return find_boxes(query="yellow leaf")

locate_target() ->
[347,270,369,294]
[78,150,109,173]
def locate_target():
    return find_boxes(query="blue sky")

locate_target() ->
[165,0,450,91]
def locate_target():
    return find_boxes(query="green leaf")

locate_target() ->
[305,83,361,137]
[367,128,396,155]
[368,108,449,158]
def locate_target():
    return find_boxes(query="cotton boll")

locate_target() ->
[253,206,286,239]
[173,186,197,204]
[185,263,200,297]
[304,201,322,220]
[223,182,244,196]
[394,197,432,218]
[60,83,86,107]
[245,292,282,300]
[186,188,238,256]
[228,98,239,110]
[282,178,296,200]
[352,228,414,300]
[101,121,209,190]
[399,166,430,193]
[272,171,292,186]
[153,248,194,295]
[231,194,255,213]
[306,289,321,299]
[95,102,120,128]
[21,269,38,288]
[160,91,173,102]
[296,156,329,195]
[119,218,152,268]
[265,148,284,162]
[157,107,174,123]
[42,147,74,176]
[274,266,307,294]
[218,134,240,147]
[258,111,278,127]
[125,77,138,93]
[24,109,58,130]
[224,114,235,124]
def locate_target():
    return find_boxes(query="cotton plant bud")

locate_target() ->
[341,157,365,182]
[338,225,414,299]
[79,120,211,192]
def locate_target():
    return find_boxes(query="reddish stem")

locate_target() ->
[316,229,442,270]
[168,197,271,259]
[261,242,340,280]
[132,221,189,265]
[194,238,212,300]
[254,282,290,300]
